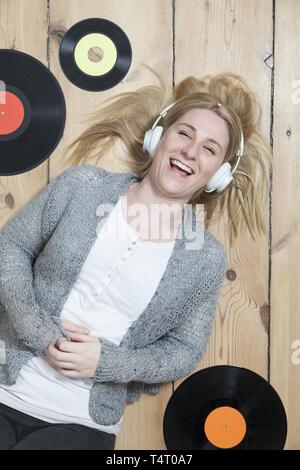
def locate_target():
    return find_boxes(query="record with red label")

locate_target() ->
[0,49,66,176]
[163,366,287,450]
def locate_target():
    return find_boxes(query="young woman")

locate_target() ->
[0,69,271,449]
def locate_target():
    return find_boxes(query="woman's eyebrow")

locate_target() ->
[178,122,223,151]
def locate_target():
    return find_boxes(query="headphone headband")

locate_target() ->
[230,131,244,174]
[151,102,176,129]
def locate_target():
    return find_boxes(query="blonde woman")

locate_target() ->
[0,68,271,449]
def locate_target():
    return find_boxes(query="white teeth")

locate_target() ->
[170,158,194,175]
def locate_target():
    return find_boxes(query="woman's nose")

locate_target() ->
[181,142,197,160]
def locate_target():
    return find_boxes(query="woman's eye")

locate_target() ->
[178,131,190,138]
[178,131,216,155]
[205,147,216,155]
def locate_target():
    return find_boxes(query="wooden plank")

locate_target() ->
[174,0,272,440]
[271,0,300,451]
[49,0,173,450]
[0,0,49,226]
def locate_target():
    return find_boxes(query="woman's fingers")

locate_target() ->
[44,356,75,370]
[47,343,77,363]
[61,319,90,335]
[65,331,98,343]
[54,362,77,370]
[45,337,101,379]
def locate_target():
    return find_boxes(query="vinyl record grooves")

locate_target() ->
[163,365,287,450]
[59,18,132,91]
[0,49,66,176]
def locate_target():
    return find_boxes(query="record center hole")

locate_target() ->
[88,47,104,63]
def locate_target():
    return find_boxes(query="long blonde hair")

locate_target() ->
[63,65,271,247]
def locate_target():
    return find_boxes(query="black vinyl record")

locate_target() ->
[163,366,287,450]
[59,18,132,91]
[0,49,66,176]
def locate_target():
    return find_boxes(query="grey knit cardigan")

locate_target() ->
[0,165,227,426]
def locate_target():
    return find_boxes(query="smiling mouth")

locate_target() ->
[169,158,195,177]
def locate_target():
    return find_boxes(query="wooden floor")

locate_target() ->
[0,0,299,450]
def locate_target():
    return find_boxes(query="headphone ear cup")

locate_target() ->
[204,162,233,193]
[143,126,164,158]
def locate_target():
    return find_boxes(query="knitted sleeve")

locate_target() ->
[93,250,226,384]
[0,167,79,356]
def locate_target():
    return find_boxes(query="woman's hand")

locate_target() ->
[43,320,101,379]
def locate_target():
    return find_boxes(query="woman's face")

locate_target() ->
[149,107,230,201]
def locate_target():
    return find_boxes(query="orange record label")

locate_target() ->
[204,406,247,449]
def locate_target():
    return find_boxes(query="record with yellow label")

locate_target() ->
[59,18,132,91]
[163,366,287,450]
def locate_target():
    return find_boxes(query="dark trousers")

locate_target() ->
[0,403,116,450]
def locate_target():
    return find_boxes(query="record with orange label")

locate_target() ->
[59,18,132,91]
[163,366,287,450]
[0,49,66,176]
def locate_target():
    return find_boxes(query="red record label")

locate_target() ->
[0,91,25,135]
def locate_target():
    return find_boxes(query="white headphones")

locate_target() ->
[143,101,244,193]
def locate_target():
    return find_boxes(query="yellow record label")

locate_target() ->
[74,33,117,76]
